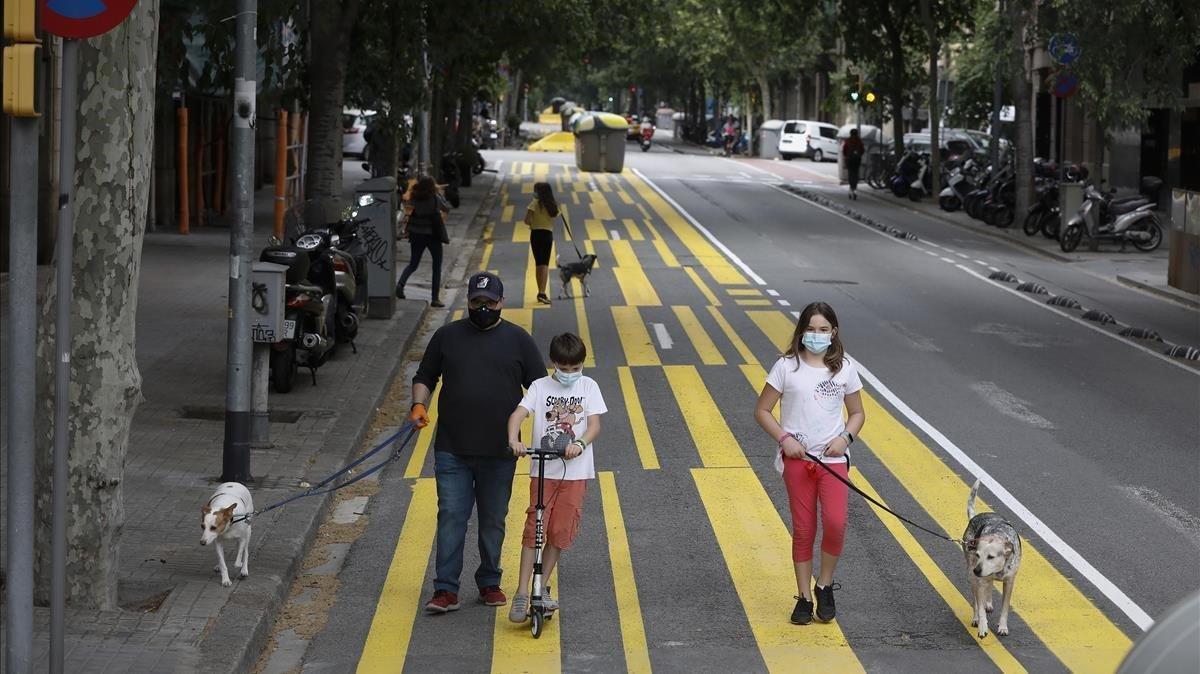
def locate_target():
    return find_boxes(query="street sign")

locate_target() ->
[1053,71,1080,98]
[41,0,137,39]
[1048,33,1081,65]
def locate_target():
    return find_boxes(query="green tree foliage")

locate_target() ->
[839,0,925,152]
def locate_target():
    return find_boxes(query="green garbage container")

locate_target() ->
[573,112,628,173]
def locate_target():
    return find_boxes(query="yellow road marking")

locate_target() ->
[684,267,720,306]
[356,479,438,674]
[480,242,494,271]
[492,463,560,673]
[608,239,640,268]
[570,192,580,204]
[524,248,552,309]
[589,191,615,221]
[404,385,439,478]
[736,299,774,306]
[611,307,660,366]
[859,391,1133,671]
[609,240,659,306]
[599,472,653,673]
[453,310,463,321]
[521,161,533,175]
[502,204,514,223]
[505,308,534,334]
[623,171,747,285]
[746,310,795,351]
[620,218,645,241]
[672,306,725,365]
[710,307,758,365]
[727,288,763,297]
[617,367,659,470]
[616,190,634,206]
[534,162,548,182]
[585,218,609,240]
[573,295,596,368]
[663,366,748,468]
[521,182,535,194]
[693,468,864,672]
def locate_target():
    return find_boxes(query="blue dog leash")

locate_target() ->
[232,421,418,524]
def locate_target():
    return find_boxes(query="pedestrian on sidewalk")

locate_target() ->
[524,181,560,305]
[396,176,451,307]
[753,301,866,626]
[843,129,865,200]
[409,272,545,613]
[504,332,607,622]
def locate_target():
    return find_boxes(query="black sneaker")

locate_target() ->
[814,582,841,622]
[790,595,814,625]
[395,285,406,299]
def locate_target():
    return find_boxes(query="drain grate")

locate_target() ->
[179,406,304,423]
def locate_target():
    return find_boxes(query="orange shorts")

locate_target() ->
[521,478,587,550]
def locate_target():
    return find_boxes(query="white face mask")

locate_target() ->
[802,332,833,354]
[554,368,582,386]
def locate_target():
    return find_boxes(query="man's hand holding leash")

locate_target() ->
[409,402,430,430]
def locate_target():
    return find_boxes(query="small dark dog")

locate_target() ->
[557,254,598,299]
[963,479,1022,638]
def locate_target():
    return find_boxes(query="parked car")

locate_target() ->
[342,108,375,159]
[903,131,979,161]
[778,120,840,162]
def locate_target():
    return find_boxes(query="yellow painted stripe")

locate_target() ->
[641,221,679,267]
[635,203,652,220]
[617,367,659,470]
[492,464,560,673]
[611,307,660,366]
[608,239,640,268]
[573,177,588,193]
[599,472,653,673]
[736,299,774,306]
[479,242,494,272]
[404,386,439,478]
[710,307,757,365]
[453,310,464,321]
[693,468,864,672]
[727,288,763,297]
[859,391,1133,670]
[613,267,661,306]
[521,182,535,194]
[573,295,596,368]
[747,310,795,352]
[570,191,581,204]
[616,190,634,206]
[534,162,549,182]
[620,218,645,241]
[514,222,531,243]
[672,306,725,365]
[356,479,438,674]
[585,218,609,240]
[521,161,533,175]
[502,204,515,223]
[589,191,615,221]
[505,309,534,334]
[663,366,748,468]
[684,267,720,306]
[623,171,747,285]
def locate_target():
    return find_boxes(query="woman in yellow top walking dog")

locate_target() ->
[524,182,559,305]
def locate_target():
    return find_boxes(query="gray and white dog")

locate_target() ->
[962,479,1022,638]
[557,254,598,299]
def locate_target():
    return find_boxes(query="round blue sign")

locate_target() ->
[1048,34,1081,65]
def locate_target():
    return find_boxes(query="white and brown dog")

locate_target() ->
[963,479,1022,638]
[200,482,253,587]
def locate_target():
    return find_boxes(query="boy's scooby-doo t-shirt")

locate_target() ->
[519,374,607,480]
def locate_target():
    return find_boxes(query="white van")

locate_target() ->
[778,120,840,162]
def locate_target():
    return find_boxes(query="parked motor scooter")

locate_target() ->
[939,157,978,212]
[1060,177,1164,253]
[639,120,654,152]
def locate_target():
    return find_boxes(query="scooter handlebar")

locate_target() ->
[523,447,566,457]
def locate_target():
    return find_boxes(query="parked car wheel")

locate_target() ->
[811,149,824,163]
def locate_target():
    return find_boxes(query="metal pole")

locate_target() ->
[222,0,257,483]
[5,112,39,674]
[990,0,1004,169]
[50,38,80,674]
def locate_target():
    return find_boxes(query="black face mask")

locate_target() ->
[468,305,501,330]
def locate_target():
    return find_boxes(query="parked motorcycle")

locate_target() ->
[639,121,654,152]
[938,157,978,212]
[1060,177,1164,253]
[1024,177,1060,237]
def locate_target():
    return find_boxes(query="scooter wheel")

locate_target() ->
[1023,210,1043,236]
[994,207,1014,229]
[1132,222,1163,251]
[908,189,922,202]
[939,196,959,212]
[531,610,543,638]
[1060,224,1083,252]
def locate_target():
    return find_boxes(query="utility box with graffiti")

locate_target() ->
[355,177,399,318]
[251,262,288,342]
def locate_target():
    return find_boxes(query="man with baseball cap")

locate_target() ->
[410,272,545,613]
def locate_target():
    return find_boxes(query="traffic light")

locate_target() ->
[849,90,860,102]
[4,0,37,41]
[3,0,41,117]
[864,90,876,104]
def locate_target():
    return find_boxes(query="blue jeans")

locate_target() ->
[433,451,516,593]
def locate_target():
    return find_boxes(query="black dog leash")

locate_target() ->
[232,422,418,524]
[805,451,965,551]
[559,212,586,260]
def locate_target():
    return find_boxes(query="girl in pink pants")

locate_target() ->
[754,301,866,626]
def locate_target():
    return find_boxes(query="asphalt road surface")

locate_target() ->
[259,145,1200,674]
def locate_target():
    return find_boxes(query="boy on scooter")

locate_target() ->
[505,332,607,622]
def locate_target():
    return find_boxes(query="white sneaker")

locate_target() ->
[543,586,559,613]
[508,594,529,623]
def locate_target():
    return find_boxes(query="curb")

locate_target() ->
[203,174,500,674]
[1115,274,1200,310]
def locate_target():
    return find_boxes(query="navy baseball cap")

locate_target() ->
[467,272,503,301]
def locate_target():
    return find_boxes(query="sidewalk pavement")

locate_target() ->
[0,162,497,672]
[654,131,721,157]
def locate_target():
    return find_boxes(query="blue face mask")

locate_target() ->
[554,368,582,386]
[802,332,833,354]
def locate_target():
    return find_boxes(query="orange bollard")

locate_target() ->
[273,108,288,240]
[177,107,190,234]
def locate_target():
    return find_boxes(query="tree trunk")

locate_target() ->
[919,0,940,196]
[304,0,362,201]
[33,0,160,609]
[889,33,907,155]
[1008,0,1034,216]
[754,68,772,129]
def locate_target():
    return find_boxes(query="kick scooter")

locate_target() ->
[525,445,565,638]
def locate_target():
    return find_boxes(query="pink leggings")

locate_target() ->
[783,458,849,562]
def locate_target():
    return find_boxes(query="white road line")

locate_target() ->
[973,259,988,266]
[589,179,599,191]
[955,253,970,259]
[633,168,767,285]
[610,230,621,240]
[652,323,673,349]
[778,300,791,307]
[790,311,801,319]
[494,160,504,172]
[940,256,956,263]
[925,250,939,256]
[856,361,1155,630]
[988,266,1000,272]
[766,289,780,297]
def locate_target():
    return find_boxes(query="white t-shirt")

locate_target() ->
[519,374,608,480]
[765,354,863,472]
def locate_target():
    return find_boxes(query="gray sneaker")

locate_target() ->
[543,586,559,613]
[508,594,529,623]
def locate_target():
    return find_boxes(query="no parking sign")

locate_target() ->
[41,0,138,39]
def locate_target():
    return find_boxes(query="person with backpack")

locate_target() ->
[396,176,451,307]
